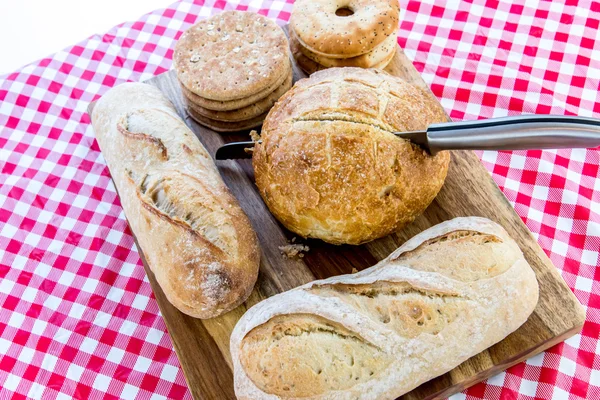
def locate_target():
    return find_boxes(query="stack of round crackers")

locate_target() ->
[174,11,292,132]
[289,0,400,74]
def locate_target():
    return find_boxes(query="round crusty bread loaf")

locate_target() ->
[291,0,400,58]
[252,68,450,245]
[174,11,289,101]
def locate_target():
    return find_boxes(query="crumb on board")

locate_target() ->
[351,267,359,274]
[249,130,261,142]
[244,147,254,154]
[279,243,310,259]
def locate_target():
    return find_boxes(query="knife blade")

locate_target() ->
[215,115,600,160]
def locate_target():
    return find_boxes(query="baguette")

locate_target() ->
[91,83,259,319]
[230,217,539,399]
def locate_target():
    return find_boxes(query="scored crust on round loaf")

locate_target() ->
[174,11,290,101]
[253,68,450,245]
[179,56,291,111]
[291,0,400,58]
[184,68,293,122]
[187,105,267,133]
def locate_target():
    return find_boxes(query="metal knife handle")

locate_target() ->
[427,115,600,154]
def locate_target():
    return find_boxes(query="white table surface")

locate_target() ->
[0,0,172,75]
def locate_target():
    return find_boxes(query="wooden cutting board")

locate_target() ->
[88,28,585,399]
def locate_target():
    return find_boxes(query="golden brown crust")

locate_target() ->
[91,83,260,319]
[372,47,396,70]
[295,28,398,68]
[178,56,291,111]
[240,313,391,397]
[289,30,328,74]
[291,0,400,58]
[253,68,450,245]
[187,105,267,133]
[231,217,540,399]
[183,69,293,122]
[174,11,290,101]
[290,30,396,74]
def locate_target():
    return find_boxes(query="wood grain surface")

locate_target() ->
[88,27,585,400]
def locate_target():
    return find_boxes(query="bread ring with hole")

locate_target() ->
[292,27,397,69]
[291,0,400,58]
[290,29,396,75]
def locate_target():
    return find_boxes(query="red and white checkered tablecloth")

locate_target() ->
[0,0,598,398]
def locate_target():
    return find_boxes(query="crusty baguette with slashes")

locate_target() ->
[91,82,259,319]
[230,217,538,399]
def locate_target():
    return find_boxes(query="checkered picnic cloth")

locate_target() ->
[0,0,598,398]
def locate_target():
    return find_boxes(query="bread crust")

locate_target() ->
[230,217,540,399]
[292,27,397,69]
[178,56,291,111]
[289,31,328,74]
[187,106,267,133]
[253,68,450,245]
[91,83,260,318]
[291,0,400,58]
[174,11,289,101]
[183,69,293,122]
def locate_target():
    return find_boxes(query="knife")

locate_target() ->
[214,115,600,160]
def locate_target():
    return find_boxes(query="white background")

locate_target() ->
[0,0,172,75]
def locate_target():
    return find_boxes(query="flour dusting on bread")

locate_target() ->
[230,217,539,399]
[91,82,260,319]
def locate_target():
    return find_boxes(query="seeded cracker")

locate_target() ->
[174,11,290,102]
[178,60,290,112]
[187,106,268,133]
[183,69,293,122]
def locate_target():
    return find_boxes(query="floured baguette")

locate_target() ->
[230,217,539,399]
[91,83,260,319]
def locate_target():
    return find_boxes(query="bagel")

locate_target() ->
[293,27,398,68]
[291,0,400,58]
[372,46,396,69]
[289,30,327,75]
[290,29,396,74]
